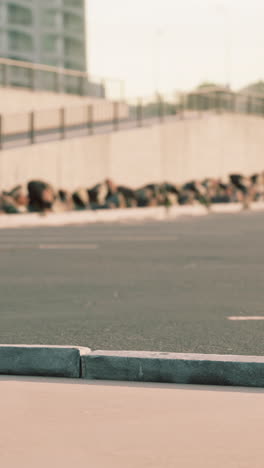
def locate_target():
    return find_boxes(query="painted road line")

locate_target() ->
[0,244,98,250]
[228,316,264,321]
[39,244,98,250]
[104,237,179,241]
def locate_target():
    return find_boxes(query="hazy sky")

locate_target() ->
[88,0,264,97]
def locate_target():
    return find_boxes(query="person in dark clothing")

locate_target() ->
[72,188,90,210]
[117,186,137,207]
[27,180,55,212]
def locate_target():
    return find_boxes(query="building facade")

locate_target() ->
[0,0,87,71]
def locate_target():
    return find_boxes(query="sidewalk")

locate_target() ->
[0,376,263,468]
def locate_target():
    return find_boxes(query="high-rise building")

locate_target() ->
[0,0,87,72]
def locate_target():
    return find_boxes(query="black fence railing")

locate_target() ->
[1,89,264,150]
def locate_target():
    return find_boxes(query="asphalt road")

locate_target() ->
[0,211,263,355]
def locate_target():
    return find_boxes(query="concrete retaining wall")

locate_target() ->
[0,87,112,113]
[1,113,264,191]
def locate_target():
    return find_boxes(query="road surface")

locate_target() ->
[0,210,263,354]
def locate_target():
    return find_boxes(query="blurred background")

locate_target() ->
[0,0,264,197]
[89,0,264,97]
[0,0,264,357]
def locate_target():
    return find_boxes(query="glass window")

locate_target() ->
[42,35,60,53]
[8,31,33,52]
[41,57,60,67]
[64,0,83,8]
[63,12,83,32]
[64,59,84,70]
[9,55,33,62]
[64,38,84,57]
[41,9,60,28]
[7,4,33,26]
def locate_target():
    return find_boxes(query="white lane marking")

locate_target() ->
[0,237,178,242]
[0,244,98,250]
[228,316,264,321]
[101,237,178,241]
[39,244,98,250]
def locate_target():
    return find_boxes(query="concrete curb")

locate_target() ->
[1,346,263,387]
[0,345,86,378]
[2,201,264,230]
[81,351,264,388]
[0,205,207,229]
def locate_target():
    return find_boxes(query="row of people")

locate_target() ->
[1,173,264,215]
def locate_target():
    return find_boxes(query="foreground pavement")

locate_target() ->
[0,376,263,468]
[0,211,264,355]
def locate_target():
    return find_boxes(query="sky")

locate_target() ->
[88,0,264,97]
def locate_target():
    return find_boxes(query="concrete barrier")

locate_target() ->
[250,202,264,212]
[0,345,85,378]
[0,346,263,387]
[1,201,264,230]
[81,351,264,388]
[209,203,243,214]
[0,202,255,230]
[0,205,209,229]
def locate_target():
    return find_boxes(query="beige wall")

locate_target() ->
[0,87,108,113]
[1,113,264,191]
[0,87,128,135]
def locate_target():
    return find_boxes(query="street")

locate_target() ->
[0,210,263,355]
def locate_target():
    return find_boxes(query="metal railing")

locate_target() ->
[1,89,264,151]
[184,87,264,115]
[0,57,125,101]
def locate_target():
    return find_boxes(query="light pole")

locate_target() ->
[153,28,164,95]
[215,3,232,88]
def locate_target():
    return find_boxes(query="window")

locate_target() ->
[8,31,33,52]
[41,9,61,28]
[63,13,83,32]
[41,57,60,67]
[64,0,84,8]
[64,38,84,57]
[42,35,60,53]
[64,59,84,71]
[7,4,33,26]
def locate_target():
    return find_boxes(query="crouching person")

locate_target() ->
[72,188,90,210]
[27,180,55,213]
[53,190,75,212]
[0,185,29,214]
